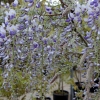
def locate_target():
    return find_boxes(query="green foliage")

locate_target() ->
[0,68,30,98]
[19,0,23,5]
[0,7,5,25]
[75,91,83,99]
[0,68,3,88]
[62,69,77,88]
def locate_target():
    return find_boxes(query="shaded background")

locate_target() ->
[0,0,14,4]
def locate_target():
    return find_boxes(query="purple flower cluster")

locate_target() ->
[0,0,100,99]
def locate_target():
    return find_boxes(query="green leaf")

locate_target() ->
[76,91,83,98]
[62,70,70,79]
[19,0,23,4]
[78,0,84,4]
[96,17,100,27]
[64,61,72,66]
[67,78,75,86]
[47,28,55,37]
[41,0,47,6]
[75,46,83,53]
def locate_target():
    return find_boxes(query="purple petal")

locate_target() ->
[29,0,33,3]
[94,3,98,7]
[25,0,29,2]
[9,15,15,20]
[33,42,38,48]
[89,12,95,16]
[93,0,98,3]
[49,11,52,14]
[36,2,41,8]
[18,24,25,30]
[0,34,6,38]
[9,30,16,35]
[84,36,90,40]
[12,3,18,7]
[90,2,94,5]
[66,19,71,22]
[75,13,80,16]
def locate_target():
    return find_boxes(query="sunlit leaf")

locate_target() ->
[78,0,84,4]
[75,46,83,53]
[19,0,23,5]
[67,78,75,86]
[41,0,47,6]
[47,28,55,37]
